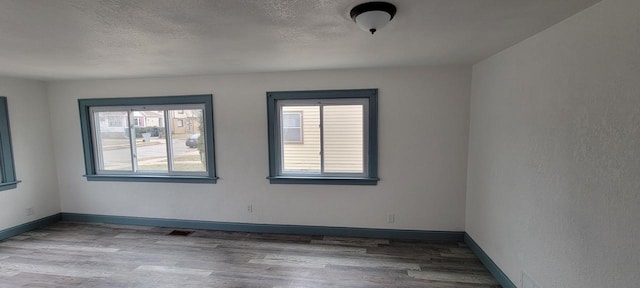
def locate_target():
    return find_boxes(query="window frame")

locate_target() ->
[78,94,217,183]
[266,89,379,185]
[0,97,20,191]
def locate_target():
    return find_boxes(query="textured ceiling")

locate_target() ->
[0,0,601,80]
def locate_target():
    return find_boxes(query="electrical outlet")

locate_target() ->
[247,204,253,213]
[522,272,539,288]
[26,207,34,216]
[387,214,395,224]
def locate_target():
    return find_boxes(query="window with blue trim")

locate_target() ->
[78,95,217,183]
[267,89,379,185]
[0,97,20,191]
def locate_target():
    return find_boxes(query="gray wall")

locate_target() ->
[0,77,60,230]
[47,66,471,231]
[466,0,640,287]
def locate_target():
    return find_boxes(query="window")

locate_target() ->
[78,95,217,183]
[282,112,302,143]
[267,89,378,185]
[177,119,184,127]
[0,97,20,191]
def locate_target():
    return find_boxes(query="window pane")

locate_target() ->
[283,127,301,142]
[283,112,302,143]
[323,105,364,173]
[283,113,301,127]
[282,106,320,173]
[170,109,207,172]
[94,111,132,171]
[133,110,168,172]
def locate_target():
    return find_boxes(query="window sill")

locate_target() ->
[267,176,378,185]
[0,180,21,192]
[84,174,217,184]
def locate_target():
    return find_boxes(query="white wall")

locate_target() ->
[0,77,60,230]
[47,66,471,231]
[467,0,640,287]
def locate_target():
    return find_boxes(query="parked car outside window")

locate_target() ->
[185,133,200,148]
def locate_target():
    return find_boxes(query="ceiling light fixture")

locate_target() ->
[350,2,397,35]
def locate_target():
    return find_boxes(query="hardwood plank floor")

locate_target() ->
[0,222,500,287]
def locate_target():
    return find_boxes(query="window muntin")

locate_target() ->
[267,89,378,185]
[0,97,20,191]
[79,95,216,183]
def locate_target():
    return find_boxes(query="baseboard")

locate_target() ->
[60,212,464,242]
[464,233,517,288]
[0,213,61,241]
[2,214,515,287]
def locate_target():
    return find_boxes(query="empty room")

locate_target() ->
[0,0,637,287]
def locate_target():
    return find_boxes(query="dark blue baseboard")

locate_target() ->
[60,213,464,242]
[465,233,517,288]
[0,213,61,241]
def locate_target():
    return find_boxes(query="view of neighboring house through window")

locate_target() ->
[0,97,20,191]
[79,95,217,183]
[106,115,124,127]
[282,111,302,143]
[267,89,378,185]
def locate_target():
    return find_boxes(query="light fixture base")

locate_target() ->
[350,2,397,35]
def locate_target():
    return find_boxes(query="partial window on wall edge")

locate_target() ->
[0,97,20,191]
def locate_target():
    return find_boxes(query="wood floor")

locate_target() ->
[0,222,500,287]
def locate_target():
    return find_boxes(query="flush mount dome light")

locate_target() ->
[350,2,397,35]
